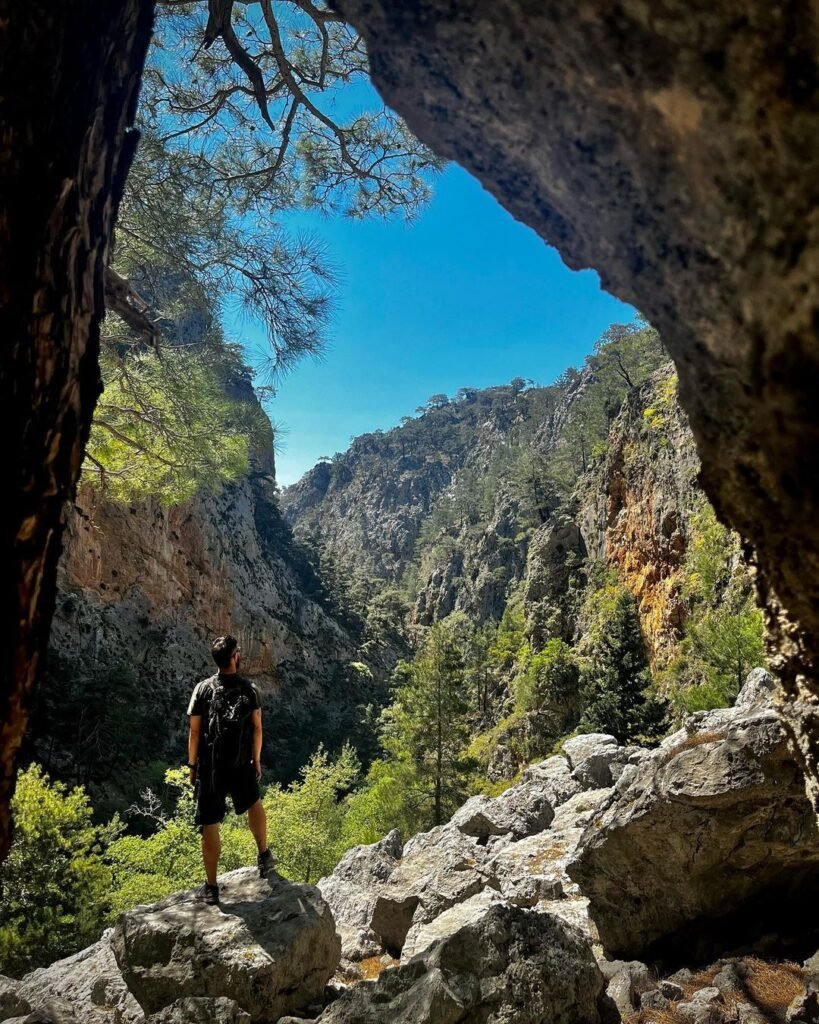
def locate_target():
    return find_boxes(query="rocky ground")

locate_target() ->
[3,669,818,1024]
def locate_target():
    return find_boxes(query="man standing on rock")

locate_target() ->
[187,634,274,904]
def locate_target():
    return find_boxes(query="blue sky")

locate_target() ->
[233,164,635,488]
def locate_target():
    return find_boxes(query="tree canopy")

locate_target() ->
[87,0,441,503]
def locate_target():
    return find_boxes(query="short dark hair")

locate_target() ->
[211,634,238,669]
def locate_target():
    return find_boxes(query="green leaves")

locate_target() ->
[578,587,668,744]
[85,345,256,504]
[663,502,766,713]
[0,767,114,976]
[383,615,477,828]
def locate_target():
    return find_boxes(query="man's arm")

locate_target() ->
[251,708,262,781]
[188,715,202,785]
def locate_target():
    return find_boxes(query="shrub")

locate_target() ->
[0,766,115,975]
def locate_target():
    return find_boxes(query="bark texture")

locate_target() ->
[334,0,819,794]
[0,0,153,858]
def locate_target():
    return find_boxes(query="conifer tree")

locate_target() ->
[383,614,475,826]
[580,590,668,743]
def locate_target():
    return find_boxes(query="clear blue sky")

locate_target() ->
[233,164,635,487]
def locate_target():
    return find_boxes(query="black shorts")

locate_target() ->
[194,761,260,828]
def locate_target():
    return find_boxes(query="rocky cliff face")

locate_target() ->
[575,366,701,665]
[284,362,706,670]
[28,402,379,802]
[281,383,565,593]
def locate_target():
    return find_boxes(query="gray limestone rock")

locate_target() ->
[15,934,140,1024]
[147,998,251,1023]
[0,977,30,1022]
[111,868,340,1022]
[317,902,605,1024]
[317,830,402,961]
[562,735,621,790]
[450,780,554,841]
[568,677,819,960]
[370,826,496,954]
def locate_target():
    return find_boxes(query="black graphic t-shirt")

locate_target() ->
[187,673,261,767]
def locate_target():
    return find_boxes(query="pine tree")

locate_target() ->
[580,590,668,743]
[383,614,475,826]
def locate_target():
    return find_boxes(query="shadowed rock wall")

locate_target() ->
[333,0,819,794]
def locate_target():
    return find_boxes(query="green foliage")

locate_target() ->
[0,766,116,976]
[265,745,359,882]
[663,503,766,714]
[487,592,527,671]
[549,320,667,495]
[579,587,668,743]
[340,757,423,847]
[88,1,442,504]
[515,639,581,724]
[86,345,254,504]
[382,614,476,827]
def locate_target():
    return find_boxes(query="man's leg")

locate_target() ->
[201,824,221,886]
[247,799,267,853]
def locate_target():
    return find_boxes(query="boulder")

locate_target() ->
[147,998,251,1023]
[317,902,605,1024]
[0,976,30,1021]
[400,889,506,962]
[450,780,554,841]
[317,830,402,961]
[562,735,621,790]
[18,999,78,1023]
[370,826,496,954]
[520,755,581,807]
[734,669,778,712]
[15,934,141,1024]
[600,960,657,1016]
[111,868,340,1022]
[568,681,819,961]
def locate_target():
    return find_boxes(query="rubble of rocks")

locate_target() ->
[3,669,818,1024]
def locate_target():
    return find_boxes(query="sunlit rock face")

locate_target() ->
[334,0,819,795]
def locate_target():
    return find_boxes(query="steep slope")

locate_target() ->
[574,365,701,664]
[282,334,696,659]
[281,382,566,589]
[25,389,385,813]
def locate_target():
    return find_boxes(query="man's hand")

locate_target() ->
[253,758,262,782]
[189,764,197,786]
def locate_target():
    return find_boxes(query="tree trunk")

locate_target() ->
[0,0,154,860]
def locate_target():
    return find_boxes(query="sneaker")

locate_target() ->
[257,848,275,879]
[196,882,220,905]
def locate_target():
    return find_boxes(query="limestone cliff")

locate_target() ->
[575,366,701,665]
[27,408,381,805]
[283,361,706,668]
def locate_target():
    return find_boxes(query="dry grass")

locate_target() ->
[742,958,805,1016]
[628,956,806,1024]
[625,1008,690,1024]
[660,731,726,765]
[357,955,398,982]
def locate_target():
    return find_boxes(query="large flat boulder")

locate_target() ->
[317,829,402,961]
[111,868,340,1022]
[317,902,605,1024]
[14,934,141,1024]
[568,675,819,961]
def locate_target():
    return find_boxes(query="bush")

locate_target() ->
[0,766,115,976]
